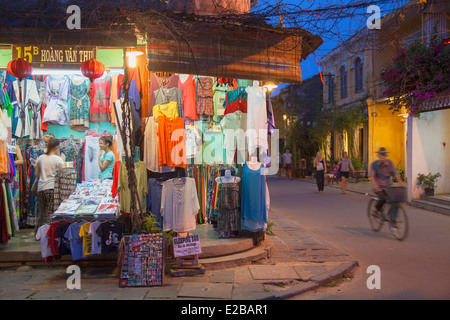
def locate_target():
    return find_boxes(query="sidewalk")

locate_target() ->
[0,211,357,300]
[297,177,375,196]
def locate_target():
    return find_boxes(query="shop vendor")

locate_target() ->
[98,135,115,180]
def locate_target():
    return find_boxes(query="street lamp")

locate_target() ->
[263,81,278,92]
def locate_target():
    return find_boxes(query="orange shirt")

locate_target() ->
[157,116,187,168]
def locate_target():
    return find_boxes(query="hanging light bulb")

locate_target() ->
[126,50,143,68]
[263,81,278,92]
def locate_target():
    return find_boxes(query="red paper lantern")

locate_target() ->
[81,59,105,82]
[7,58,33,81]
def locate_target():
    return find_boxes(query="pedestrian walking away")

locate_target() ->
[277,152,283,179]
[337,152,355,194]
[369,147,405,233]
[283,148,293,180]
[313,151,326,193]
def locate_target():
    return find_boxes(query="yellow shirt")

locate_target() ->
[152,101,179,118]
[79,222,92,256]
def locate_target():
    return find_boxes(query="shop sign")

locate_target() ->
[173,234,202,258]
[11,45,96,69]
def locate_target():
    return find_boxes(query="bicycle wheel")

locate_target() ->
[391,205,409,241]
[368,198,384,231]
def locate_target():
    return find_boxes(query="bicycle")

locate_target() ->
[367,186,409,241]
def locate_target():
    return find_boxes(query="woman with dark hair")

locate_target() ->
[98,135,115,179]
[34,137,64,233]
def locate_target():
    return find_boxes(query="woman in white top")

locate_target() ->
[34,137,64,233]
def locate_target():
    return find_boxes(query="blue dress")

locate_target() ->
[241,162,267,232]
[69,76,90,131]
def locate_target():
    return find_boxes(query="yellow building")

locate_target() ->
[321,0,449,173]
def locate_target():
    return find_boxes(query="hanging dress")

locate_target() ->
[246,85,268,156]
[13,79,41,137]
[241,162,267,232]
[196,77,214,116]
[42,75,71,126]
[69,75,90,131]
[89,76,111,122]
[178,74,198,121]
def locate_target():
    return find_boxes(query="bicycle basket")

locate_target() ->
[386,186,406,202]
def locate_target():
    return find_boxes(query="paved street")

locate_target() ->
[268,177,450,299]
[1,175,448,300]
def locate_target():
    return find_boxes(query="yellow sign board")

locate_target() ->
[11,45,96,69]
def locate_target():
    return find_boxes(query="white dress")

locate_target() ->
[42,75,71,125]
[220,110,247,164]
[245,85,268,156]
[13,79,41,138]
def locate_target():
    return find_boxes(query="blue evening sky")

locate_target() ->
[258,0,410,96]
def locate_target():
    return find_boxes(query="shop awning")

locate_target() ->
[145,12,323,83]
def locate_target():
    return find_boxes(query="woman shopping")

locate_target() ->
[34,137,64,233]
[337,152,355,194]
[313,151,327,193]
[98,135,115,179]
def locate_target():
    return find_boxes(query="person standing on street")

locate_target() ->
[338,151,355,194]
[369,147,405,232]
[313,151,327,193]
[283,148,293,180]
[277,152,283,179]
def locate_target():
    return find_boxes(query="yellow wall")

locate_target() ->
[368,102,406,171]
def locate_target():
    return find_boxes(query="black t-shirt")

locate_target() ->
[55,222,72,256]
[96,222,125,254]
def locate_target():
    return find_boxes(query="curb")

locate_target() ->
[294,178,374,196]
[260,260,359,300]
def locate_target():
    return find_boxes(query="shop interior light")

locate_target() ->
[263,81,278,92]
[126,51,143,68]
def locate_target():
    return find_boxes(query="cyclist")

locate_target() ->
[369,147,405,233]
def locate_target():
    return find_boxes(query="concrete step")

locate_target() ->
[199,239,274,271]
[421,195,450,207]
[411,199,450,217]
[199,237,254,259]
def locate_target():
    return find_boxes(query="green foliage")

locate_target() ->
[141,212,161,233]
[382,32,450,117]
[265,222,276,236]
[351,157,362,171]
[141,212,174,246]
[417,172,441,189]
[393,168,406,182]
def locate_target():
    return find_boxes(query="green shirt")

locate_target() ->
[98,151,115,179]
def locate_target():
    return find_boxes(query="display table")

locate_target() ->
[51,180,119,222]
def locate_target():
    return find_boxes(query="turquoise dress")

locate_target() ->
[241,162,267,232]
[69,76,90,131]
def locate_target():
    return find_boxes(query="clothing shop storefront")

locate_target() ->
[0,8,322,286]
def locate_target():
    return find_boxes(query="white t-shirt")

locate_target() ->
[35,224,52,258]
[36,154,64,192]
[283,153,292,164]
[88,221,102,255]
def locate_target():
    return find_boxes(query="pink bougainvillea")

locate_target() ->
[382,35,450,117]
